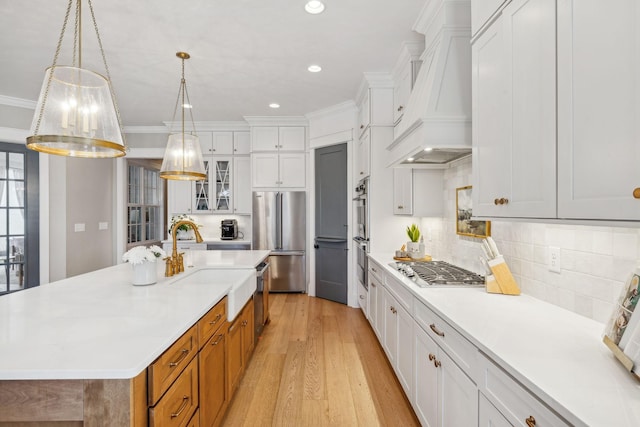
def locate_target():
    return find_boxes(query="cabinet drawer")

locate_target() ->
[414,301,477,382]
[149,357,199,427]
[148,325,198,406]
[368,259,384,283]
[479,353,570,427]
[198,297,227,349]
[384,274,413,314]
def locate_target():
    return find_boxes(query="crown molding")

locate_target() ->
[123,126,168,134]
[0,95,36,110]
[305,100,358,120]
[242,116,308,127]
[161,121,250,132]
[0,127,29,143]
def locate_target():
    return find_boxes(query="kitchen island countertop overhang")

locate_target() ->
[0,250,269,381]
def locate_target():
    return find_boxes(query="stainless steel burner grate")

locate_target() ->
[391,260,485,287]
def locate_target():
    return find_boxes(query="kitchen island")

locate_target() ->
[369,253,640,427]
[0,249,269,425]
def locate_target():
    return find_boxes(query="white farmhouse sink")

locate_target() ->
[171,268,256,320]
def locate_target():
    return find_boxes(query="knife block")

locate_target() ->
[488,256,520,295]
[485,274,502,294]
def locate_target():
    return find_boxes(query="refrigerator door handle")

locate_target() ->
[275,192,282,250]
[270,250,305,256]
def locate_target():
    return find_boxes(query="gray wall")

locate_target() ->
[0,105,32,128]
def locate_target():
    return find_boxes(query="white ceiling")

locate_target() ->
[0,0,426,127]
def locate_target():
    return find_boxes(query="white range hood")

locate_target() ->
[387,0,472,167]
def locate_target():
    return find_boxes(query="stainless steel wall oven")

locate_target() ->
[353,177,369,290]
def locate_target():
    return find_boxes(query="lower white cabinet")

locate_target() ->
[415,325,478,427]
[368,272,384,341]
[357,282,368,317]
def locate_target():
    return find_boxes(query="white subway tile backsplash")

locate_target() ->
[420,157,640,324]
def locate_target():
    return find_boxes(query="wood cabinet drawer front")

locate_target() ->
[415,301,477,382]
[384,275,413,313]
[149,357,199,427]
[198,297,227,349]
[479,354,570,427]
[148,325,198,406]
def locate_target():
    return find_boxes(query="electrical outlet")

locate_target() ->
[549,246,561,273]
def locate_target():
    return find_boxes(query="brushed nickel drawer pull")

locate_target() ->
[168,348,189,367]
[212,334,224,346]
[170,395,190,418]
[429,323,445,337]
[526,416,536,426]
[398,205,403,209]
[209,313,222,326]
[359,295,365,300]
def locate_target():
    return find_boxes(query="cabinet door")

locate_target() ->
[383,288,398,366]
[194,159,213,212]
[242,299,255,363]
[367,273,379,332]
[213,157,233,212]
[279,127,305,151]
[473,0,556,218]
[557,0,640,220]
[479,393,512,427]
[393,168,413,215]
[210,132,234,155]
[472,0,507,36]
[414,326,439,427]
[226,316,243,396]
[394,62,412,124]
[356,129,370,179]
[233,156,251,214]
[252,127,279,151]
[439,350,478,427]
[199,331,227,427]
[167,180,192,215]
[396,303,414,401]
[358,90,370,136]
[279,153,306,188]
[252,153,279,188]
[357,282,368,317]
[233,131,251,155]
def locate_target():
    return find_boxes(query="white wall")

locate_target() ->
[421,157,637,324]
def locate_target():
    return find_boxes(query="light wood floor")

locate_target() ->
[221,294,420,427]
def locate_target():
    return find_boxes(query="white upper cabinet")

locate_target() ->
[167,180,193,215]
[392,42,423,126]
[252,152,305,188]
[356,78,395,138]
[251,126,306,152]
[472,0,556,218]
[200,132,234,155]
[557,0,640,220]
[233,131,250,155]
[355,128,371,180]
[233,156,251,214]
[393,168,413,215]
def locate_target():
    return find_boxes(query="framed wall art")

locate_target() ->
[456,185,491,238]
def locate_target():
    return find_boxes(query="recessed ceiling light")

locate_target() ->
[407,157,415,162]
[308,65,322,73]
[305,0,325,14]
[269,103,280,109]
[182,103,193,109]
[424,147,433,152]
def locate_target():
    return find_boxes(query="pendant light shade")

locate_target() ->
[26,0,126,158]
[160,52,206,181]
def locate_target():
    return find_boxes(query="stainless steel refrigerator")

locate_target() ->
[252,191,306,292]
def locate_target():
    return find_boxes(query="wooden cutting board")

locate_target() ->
[392,255,432,262]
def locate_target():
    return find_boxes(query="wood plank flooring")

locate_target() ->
[221,294,420,426]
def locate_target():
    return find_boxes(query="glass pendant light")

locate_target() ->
[26,0,126,158]
[159,52,206,181]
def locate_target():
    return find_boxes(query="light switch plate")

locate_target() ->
[74,223,85,232]
[549,246,561,273]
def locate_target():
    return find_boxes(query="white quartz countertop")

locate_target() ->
[370,253,640,427]
[0,250,269,380]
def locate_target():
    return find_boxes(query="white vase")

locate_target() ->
[131,261,158,286]
[407,241,422,259]
[176,229,195,240]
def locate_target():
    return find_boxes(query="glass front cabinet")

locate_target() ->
[193,157,233,212]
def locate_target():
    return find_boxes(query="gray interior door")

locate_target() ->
[315,143,348,304]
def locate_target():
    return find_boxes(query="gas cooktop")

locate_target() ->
[390,260,485,288]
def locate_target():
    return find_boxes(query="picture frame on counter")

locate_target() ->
[456,185,491,238]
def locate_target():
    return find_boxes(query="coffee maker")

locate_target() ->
[221,219,238,240]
